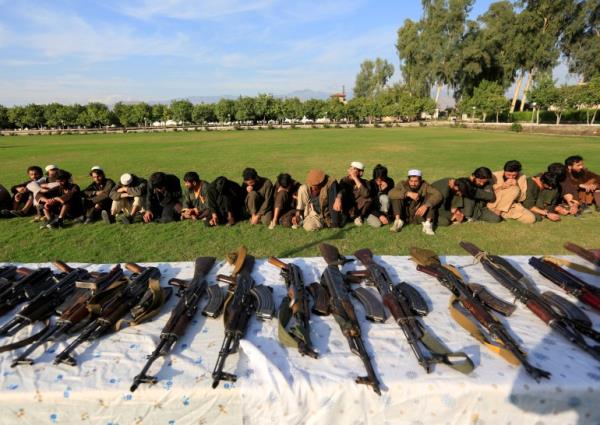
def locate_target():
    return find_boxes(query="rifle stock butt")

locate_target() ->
[125,263,144,274]
[52,260,72,273]
[268,257,287,269]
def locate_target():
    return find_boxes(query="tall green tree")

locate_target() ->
[561,0,600,81]
[353,58,394,98]
[234,96,256,122]
[396,19,431,97]
[192,103,216,124]
[170,100,193,124]
[0,105,8,129]
[281,98,303,121]
[215,99,236,123]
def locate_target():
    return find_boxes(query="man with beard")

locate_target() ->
[241,168,274,225]
[293,169,343,231]
[463,167,501,223]
[336,161,372,226]
[206,176,244,226]
[144,172,182,224]
[0,165,43,218]
[523,171,563,222]
[561,155,600,214]
[108,173,148,224]
[389,169,442,235]
[487,160,535,224]
[37,169,83,229]
[269,173,300,229]
[366,164,394,228]
[431,177,474,226]
[81,166,115,224]
[181,171,210,221]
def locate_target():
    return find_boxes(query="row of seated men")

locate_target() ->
[0,155,598,234]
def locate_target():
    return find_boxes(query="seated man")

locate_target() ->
[0,184,10,212]
[389,169,441,235]
[144,172,182,224]
[294,169,343,231]
[28,164,60,221]
[432,177,474,226]
[464,167,501,223]
[523,171,562,222]
[269,173,300,229]
[337,161,372,226]
[108,173,147,224]
[37,169,83,229]
[181,171,210,221]
[206,176,244,226]
[366,164,394,228]
[1,165,43,218]
[487,160,535,224]
[561,155,600,214]
[81,166,115,224]
[242,168,274,225]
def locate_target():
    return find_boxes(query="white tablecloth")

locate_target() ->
[0,255,599,425]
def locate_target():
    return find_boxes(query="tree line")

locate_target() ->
[354,0,600,123]
[0,92,439,130]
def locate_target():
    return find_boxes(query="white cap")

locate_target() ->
[350,161,365,171]
[45,164,58,172]
[90,165,103,172]
[408,169,422,177]
[120,173,133,185]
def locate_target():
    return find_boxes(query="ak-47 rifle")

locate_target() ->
[317,243,382,395]
[565,242,600,267]
[130,257,216,392]
[529,257,600,312]
[211,247,275,389]
[0,266,18,293]
[410,247,550,382]
[268,256,318,358]
[0,261,90,338]
[10,263,125,366]
[348,248,474,374]
[53,263,167,366]
[460,241,600,363]
[0,267,55,316]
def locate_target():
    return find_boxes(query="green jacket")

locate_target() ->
[432,178,464,219]
[523,176,559,221]
[182,181,209,210]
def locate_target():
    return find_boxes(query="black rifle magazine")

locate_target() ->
[352,287,386,322]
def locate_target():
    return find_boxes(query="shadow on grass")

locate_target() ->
[279,226,356,258]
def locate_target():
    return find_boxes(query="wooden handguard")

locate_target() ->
[125,263,144,274]
[268,257,287,269]
[526,298,554,324]
[53,260,73,273]
[171,313,191,337]
[63,303,90,324]
[382,293,405,323]
[580,291,600,311]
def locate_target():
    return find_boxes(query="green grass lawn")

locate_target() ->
[1,127,599,263]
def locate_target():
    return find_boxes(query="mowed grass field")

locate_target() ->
[1,127,599,263]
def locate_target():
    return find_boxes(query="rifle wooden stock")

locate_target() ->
[525,298,554,324]
[16,267,34,276]
[52,261,72,273]
[565,242,600,266]
[382,293,405,324]
[125,263,144,274]
[580,291,600,311]
[268,257,287,269]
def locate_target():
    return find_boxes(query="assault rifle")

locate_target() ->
[0,266,18,293]
[411,247,550,382]
[0,261,89,338]
[0,267,55,315]
[460,241,600,362]
[316,243,382,395]
[565,242,600,267]
[10,264,124,366]
[54,263,165,366]
[130,257,216,392]
[529,257,600,312]
[268,256,318,358]
[211,247,275,389]
[348,248,474,374]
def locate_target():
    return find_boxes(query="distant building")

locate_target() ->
[331,86,347,104]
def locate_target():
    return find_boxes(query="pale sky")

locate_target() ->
[0,0,573,105]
